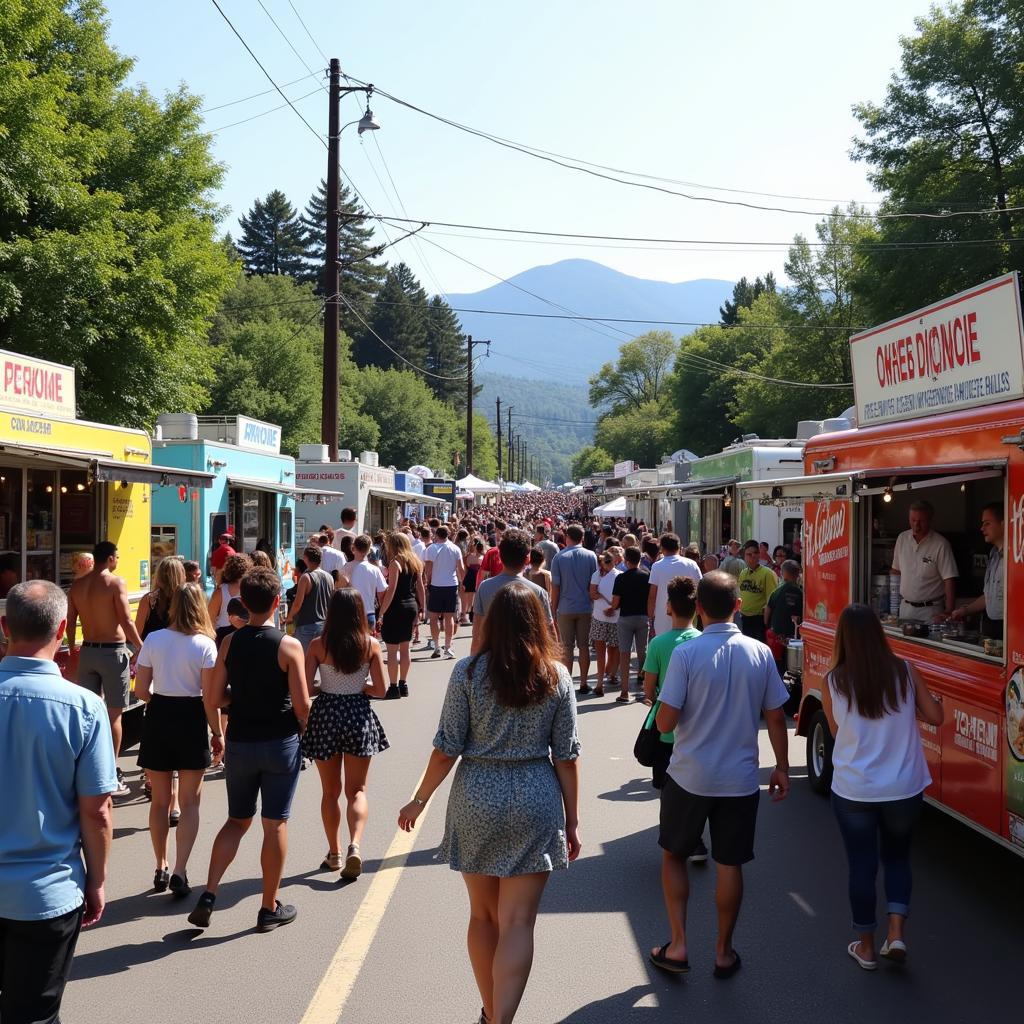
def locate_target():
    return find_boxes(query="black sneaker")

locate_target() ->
[113,767,130,799]
[256,900,297,933]
[431,647,441,659]
[169,873,191,899]
[187,891,216,928]
[384,684,401,700]
[398,681,409,697]
[153,867,170,892]
[689,840,709,863]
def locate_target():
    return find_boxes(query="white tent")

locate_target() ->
[456,473,500,493]
[593,495,626,517]
[519,481,542,492]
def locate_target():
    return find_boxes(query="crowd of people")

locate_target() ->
[0,497,943,1024]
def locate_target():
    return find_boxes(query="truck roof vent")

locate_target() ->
[298,443,329,462]
[156,413,198,441]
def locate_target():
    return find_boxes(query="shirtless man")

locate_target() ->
[68,540,143,797]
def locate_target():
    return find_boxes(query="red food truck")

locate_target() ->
[743,272,1024,854]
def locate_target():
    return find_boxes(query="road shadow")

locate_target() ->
[597,778,659,802]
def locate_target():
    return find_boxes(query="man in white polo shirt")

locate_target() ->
[647,533,702,636]
[424,525,464,659]
[891,500,957,623]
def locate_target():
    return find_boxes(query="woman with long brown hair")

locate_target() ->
[303,588,388,879]
[377,531,425,700]
[399,584,581,1024]
[821,604,943,971]
[136,584,221,897]
[208,553,252,630]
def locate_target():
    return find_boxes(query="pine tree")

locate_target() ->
[354,262,429,370]
[425,295,470,407]
[719,272,777,326]
[237,189,307,277]
[299,181,386,331]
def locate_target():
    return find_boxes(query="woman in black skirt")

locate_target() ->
[377,531,425,700]
[136,583,221,898]
[303,588,388,879]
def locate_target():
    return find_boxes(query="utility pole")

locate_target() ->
[506,406,514,484]
[465,335,490,475]
[519,437,525,483]
[321,58,341,460]
[496,397,502,481]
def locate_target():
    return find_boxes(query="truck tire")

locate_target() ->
[806,709,834,796]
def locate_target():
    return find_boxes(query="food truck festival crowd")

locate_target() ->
[4,271,1024,1023]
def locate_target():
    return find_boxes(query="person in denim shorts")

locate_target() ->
[187,568,311,934]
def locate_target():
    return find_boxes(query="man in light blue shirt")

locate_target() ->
[650,571,790,980]
[0,581,116,1023]
[550,523,599,693]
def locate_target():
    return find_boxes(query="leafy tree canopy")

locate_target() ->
[719,273,777,326]
[0,0,233,425]
[571,445,614,480]
[594,398,676,466]
[588,331,678,416]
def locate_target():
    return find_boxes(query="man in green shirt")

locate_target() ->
[738,541,777,643]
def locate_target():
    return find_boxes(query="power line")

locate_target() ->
[208,0,326,150]
[286,0,329,63]
[335,291,469,381]
[255,0,326,85]
[199,71,321,113]
[377,215,1024,250]
[342,75,1024,222]
[208,86,323,133]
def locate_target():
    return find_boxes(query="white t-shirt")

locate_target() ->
[319,545,347,575]
[892,529,957,603]
[426,540,463,588]
[336,525,357,539]
[412,539,427,559]
[138,628,217,698]
[346,560,388,616]
[590,567,621,623]
[828,667,931,801]
[649,554,703,636]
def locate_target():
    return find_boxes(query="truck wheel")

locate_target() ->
[806,710,834,796]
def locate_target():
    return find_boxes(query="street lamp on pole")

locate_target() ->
[322,59,378,461]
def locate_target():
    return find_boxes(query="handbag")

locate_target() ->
[634,702,664,767]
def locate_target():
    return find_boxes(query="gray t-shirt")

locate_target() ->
[659,622,789,797]
[551,544,599,615]
[473,572,553,625]
[536,538,559,569]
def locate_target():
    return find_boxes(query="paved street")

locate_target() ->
[65,631,1020,1024]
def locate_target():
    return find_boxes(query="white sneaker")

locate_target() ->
[444,648,455,659]
[113,768,131,799]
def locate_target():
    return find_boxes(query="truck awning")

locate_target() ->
[228,475,343,500]
[92,459,216,489]
[368,487,435,504]
[617,475,738,499]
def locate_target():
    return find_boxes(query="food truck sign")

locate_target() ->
[850,273,1024,427]
[0,350,76,421]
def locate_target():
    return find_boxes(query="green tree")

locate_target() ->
[299,180,386,334]
[719,273,777,326]
[237,189,306,277]
[354,262,429,370]
[0,0,232,426]
[571,445,614,480]
[425,295,470,407]
[852,0,1024,319]
[206,273,321,453]
[588,331,678,415]
[594,399,676,466]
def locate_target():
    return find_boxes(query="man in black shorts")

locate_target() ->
[649,571,791,979]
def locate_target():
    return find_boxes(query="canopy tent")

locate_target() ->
[593,495,627,517]
[457,473,500,493]
[456,490,475,501]
[518,481,542,492]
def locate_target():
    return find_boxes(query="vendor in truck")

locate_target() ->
[950,502,1004,638]
[891,499,957,623]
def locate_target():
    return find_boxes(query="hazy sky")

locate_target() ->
[104,0,923,296]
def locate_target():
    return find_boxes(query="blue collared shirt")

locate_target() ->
[551,544,599,614]
[659,623,789,797]
[0,656,117,920]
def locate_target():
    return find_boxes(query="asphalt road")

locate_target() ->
[64,631,1022,1024]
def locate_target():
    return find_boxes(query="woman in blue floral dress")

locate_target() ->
[399,583,581,1024]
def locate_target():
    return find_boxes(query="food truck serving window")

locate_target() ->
[860,465,1007,662]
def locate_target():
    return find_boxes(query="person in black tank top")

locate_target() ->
[377,533,426,700]
[284,544,334,654]
[187,568,310,934]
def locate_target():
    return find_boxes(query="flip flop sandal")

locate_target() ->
[880,939,907,963]
[847,942,878,971]
[713,950,742,979]
[649,943,690,974]
[615,694,631,703]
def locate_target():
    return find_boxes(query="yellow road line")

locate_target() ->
[299,772,430,1024]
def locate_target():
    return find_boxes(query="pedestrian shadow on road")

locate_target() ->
[597,778,659,802]
[555,983,664,1022]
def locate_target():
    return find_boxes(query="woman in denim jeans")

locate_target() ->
[822,604,944,970]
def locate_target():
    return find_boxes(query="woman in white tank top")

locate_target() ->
[822,604,944,971]
[208,554,250,629]
[302,587,388,880]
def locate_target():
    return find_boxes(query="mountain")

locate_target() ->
[474,371,596,484]
[448,259,734,383]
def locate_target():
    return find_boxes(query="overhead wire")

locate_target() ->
[286,0,330,63]
[208,86,323,133]
[199,71,321,113]
[255,0,328,89]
